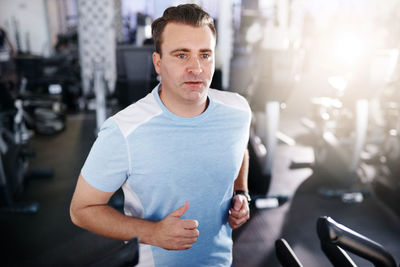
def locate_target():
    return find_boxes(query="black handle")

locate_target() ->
[317,216,397,267]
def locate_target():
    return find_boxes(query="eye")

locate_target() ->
[201,54,211,59]
[177,54,186,59]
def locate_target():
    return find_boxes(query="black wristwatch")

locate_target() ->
[234,190,251,203]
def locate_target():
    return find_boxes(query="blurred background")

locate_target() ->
[0,0,400,266]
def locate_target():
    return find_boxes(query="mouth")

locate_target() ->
[184,81,203,86]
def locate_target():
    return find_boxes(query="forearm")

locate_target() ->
[229,149,251,229]
[71,175,199,250]
[234,149,249,192]
[70,175,157,243]
[71,204,156,243]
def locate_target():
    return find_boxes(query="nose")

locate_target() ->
[187,57,202,75]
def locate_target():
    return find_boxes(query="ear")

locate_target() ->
[153,52,161,75]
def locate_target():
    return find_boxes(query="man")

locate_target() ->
[70,4,251,266]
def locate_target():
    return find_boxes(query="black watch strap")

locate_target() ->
[234,190,251,202]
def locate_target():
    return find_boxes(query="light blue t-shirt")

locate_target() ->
[82,85,251,267]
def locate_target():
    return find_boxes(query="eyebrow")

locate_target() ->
[169,48,213,54]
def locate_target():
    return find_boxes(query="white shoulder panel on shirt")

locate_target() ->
[208,89,250,112]
[111,92,162,138]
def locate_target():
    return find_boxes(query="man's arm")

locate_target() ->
[70,174,199,250]
[233,148,249,193]
[229,149,250,229]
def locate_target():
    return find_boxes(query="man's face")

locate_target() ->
[153,22,216,105]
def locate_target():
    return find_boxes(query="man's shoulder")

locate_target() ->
[111,92,162,137]
[208,88,250,113]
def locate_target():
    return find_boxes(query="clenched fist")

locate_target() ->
[152,201,199,250]
[229,194,250,229]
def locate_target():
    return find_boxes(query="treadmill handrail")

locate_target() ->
[275,238,303,267]
[317,216,397,267]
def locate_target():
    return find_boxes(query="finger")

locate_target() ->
[182,239,198,249]
[229,209,242,218]
[182,236,198,243]
[230,207,249,219]
[182,228,199,238]
[169,201,189,218]
[229,214,249,228]
[182,244,193,250]
[236,209,250,220]
[229,219,242,229]
[234,215,249,226]
[229,218,239,229]
[232,195,243,211]
[181,219,198,229]
[175,237,197,250]
[168,244,192,251]
[229,216,242,226]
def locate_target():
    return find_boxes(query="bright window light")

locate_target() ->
[333,32,368,66]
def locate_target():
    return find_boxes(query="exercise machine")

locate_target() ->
[0,85,39,213]
[317,216,397,267]
[15,55,67,135]
[362,79,400,215]
[115,45,158,108]
[275,216,398,267]
[88,238,139,267]
[296,49,399,203]
[246,47,302,209]
[0,83,55,213]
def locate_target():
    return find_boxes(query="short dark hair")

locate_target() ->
[151,4,216,56]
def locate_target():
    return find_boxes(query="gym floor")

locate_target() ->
[1,106,399,266]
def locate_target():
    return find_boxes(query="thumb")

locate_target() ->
[232,195,242,211]
[169,201,189,218]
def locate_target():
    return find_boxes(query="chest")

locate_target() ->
[134,120,246,172]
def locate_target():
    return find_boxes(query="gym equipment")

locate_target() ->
[0,83,55,213]
[52,29,82,111]
[249,48,299,174]
[295,49,399,203]
[0,117,39,213]
[300,95,369,201]
[93,64,108,133]
[317,216,398,267]
[88,238,139,267]
[362,79,400,215]
[275,239,303,267]
[115,45,158,108]
[15,56,67,135]
[275,216,399,267]
[246,47,301,208]
[248,127,271,197]
[0,85,39,213]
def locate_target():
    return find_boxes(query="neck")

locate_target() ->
[158,88,209,117]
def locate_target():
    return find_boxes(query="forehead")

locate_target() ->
[161,22,216,52]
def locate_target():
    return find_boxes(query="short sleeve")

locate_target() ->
[81,118,129,192]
